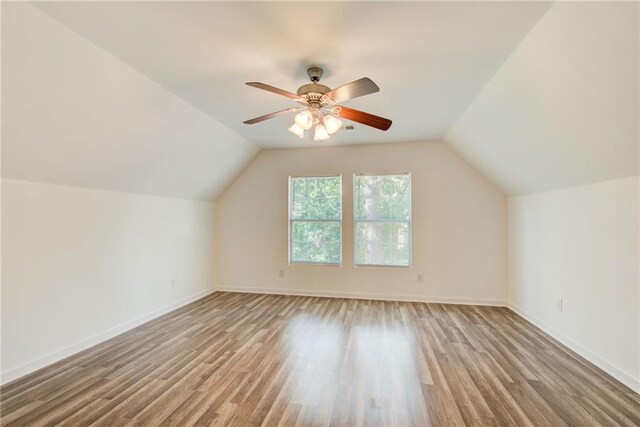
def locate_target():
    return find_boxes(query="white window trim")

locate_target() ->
[288,174,343,267]
[352,172,412,269]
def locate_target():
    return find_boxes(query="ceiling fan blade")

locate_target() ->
[335,106,392,131]
[243,108,301,124]
[326,78,380,103]
[246,82,300,100]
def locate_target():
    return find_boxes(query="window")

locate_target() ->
[289,175,342,265]
[353,173,411,267]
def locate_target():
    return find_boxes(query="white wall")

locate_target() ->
[508,177,640,392]
[218,142,507,304]
[1,179,217,383]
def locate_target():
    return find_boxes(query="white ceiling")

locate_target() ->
[446,1,639,195]
[32,1,552,149]
[4,1,637,200]
[2,3,258,201]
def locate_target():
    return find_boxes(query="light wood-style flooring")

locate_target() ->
[1,292,639,426]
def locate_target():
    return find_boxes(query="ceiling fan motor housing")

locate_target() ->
[297,83,331,97]
[297,67,331,107]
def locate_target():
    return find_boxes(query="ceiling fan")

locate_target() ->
[243,67,392,142]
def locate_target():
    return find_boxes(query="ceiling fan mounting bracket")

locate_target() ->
[307,66,324,83]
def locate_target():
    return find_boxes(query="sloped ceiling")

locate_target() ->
[2,3,259,201]
[445,1,639,195]
[3,2,638,200]
[30,1,551,149]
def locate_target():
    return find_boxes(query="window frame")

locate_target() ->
[288,174,343,267]
[352,172,412,269]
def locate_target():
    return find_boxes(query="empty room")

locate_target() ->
[1,1,639,426]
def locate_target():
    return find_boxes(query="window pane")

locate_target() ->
[289,175,342,265]
[354,222,410,266]
[354,175,410,221]
[291,221,341,264]
[354,174,411,267]
[291,176,341,220]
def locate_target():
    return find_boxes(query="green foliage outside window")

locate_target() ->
[289,176,342,264]
[354,175,411,266]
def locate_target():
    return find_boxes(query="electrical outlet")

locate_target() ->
[171,279,176,288]
[557,298,563,312]
[417,272,424,283]
[279,269,285,278]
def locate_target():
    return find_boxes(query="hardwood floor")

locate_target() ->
[1,292,639,426]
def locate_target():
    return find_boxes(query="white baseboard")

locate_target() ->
[215,286,506,306]
[507,302,640,394]
[1,288,216,385]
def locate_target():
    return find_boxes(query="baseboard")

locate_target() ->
[507,302,640,394]
[1,288,216,385]
[215,286,506,306]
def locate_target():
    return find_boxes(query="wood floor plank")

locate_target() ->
[1,292,638,426]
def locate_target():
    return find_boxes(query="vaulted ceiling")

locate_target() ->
[2,2,259,201]
[29,1,552,148]
[2,1,638,199]
[446,1,639,195]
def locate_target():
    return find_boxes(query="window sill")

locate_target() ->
[288,262,343,268]
[353,264,411,270]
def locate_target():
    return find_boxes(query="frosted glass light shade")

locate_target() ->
[295,110,314,130]
[323,115,342,134]
[314,124,330,141]
[288,123,304,138]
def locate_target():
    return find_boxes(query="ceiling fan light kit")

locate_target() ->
[290,107,340,142]
[244,66,392,142]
